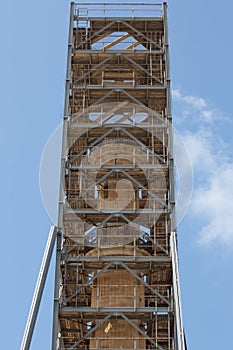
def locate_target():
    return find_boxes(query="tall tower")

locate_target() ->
[20,2,186,350]
[52,2,185,349]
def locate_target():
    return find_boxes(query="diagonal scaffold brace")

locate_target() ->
[20,226,58,350]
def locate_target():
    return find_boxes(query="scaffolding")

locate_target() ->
[21,2,186,350]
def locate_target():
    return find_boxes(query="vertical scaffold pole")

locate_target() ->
[171,232,186,350]
[51,2,74,349]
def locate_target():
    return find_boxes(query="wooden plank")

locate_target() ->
[94,100,129,122]
[102,33,130,50]
[125,41,141,50]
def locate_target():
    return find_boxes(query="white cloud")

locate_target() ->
[192,164,233,245]
[172,89,182,99]
[174,89,233,246]
[173,88,207,110]
[201,110,214,122]
[182,130,215,171]
[182,95,206,110]
[172,88,223,123]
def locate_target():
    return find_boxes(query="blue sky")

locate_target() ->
[1,0,233,349]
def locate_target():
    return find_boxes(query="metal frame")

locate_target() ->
[20,2,186,350]
[57,4,184,348]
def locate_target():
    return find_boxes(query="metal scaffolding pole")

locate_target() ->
[171,232,186,350]
[51,3,74,349]
[20,226,57,350]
